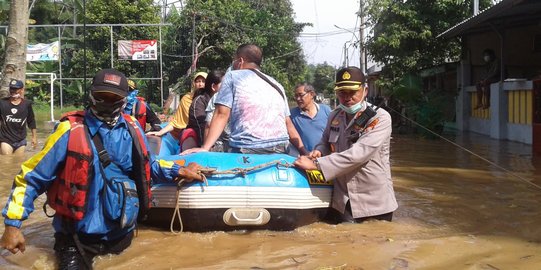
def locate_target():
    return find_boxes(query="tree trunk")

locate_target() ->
[162,89,177,115]
[0,0,29,98]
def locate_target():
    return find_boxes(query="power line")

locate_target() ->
[162,53,194,58]
[193,10,358,38]
[266,48,303,60]
[300,28,359,37]
[196,11,297,37]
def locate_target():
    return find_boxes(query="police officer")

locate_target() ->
[294,66,398,223]
[1,69,203,269]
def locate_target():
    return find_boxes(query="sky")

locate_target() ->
[292,0,361,67]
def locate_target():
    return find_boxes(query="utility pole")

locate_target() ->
[191,11,196,74]
[342,43,348,67]
[358,0,365,73]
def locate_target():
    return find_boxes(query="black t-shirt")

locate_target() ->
[187,91,212,145]
[0,98,36,144]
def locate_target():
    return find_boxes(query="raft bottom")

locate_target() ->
[143,207,332,232]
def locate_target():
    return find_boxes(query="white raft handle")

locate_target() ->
[223,208,271,226]
[231,212,262,224]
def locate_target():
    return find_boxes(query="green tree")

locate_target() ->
[0,0,29,98]
[364,0,494,135]
[72,0,161,80]
[365,0,493,88]
[1,0,162,104]
[311,62,335,97]
[162,0,308,98]
[3,0,308,104]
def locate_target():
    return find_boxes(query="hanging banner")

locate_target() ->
[26,41,60,61]
[118,40,157,60]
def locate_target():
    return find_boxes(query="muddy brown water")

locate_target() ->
[1,128,541,269]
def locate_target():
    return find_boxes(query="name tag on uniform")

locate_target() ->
[306,170,333,186]
[329,129,340,143]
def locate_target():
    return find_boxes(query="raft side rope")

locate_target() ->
[170,178,185,234]
[201,159,293,176]
[170,160,292,233]
[388,106,541,191]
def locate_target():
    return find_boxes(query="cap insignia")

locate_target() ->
[104,74,121,86]
[342,71,351,80]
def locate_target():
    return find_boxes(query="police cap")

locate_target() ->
[334,66,365,91]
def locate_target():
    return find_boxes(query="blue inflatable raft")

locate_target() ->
[145,135,333,232]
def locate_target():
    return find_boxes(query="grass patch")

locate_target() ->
[33,103,84,123]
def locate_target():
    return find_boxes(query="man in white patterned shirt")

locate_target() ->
[182,44,305,155]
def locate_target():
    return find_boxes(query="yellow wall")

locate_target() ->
[507,90,532,125]
[470,93,490,119]
[470,90,533,123]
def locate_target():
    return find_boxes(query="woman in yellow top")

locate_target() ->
[148,72,207,140]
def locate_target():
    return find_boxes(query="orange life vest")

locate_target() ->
[133,97,147,129]
[46,111,153,221]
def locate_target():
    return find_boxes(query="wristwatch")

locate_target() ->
[313,158,321,171]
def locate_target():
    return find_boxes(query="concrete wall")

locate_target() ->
[457,81,533,144]
[506,123,532,144]
[455,24,539,145]
[503,81,533,144]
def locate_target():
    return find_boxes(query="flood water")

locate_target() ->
[1,127,541,269]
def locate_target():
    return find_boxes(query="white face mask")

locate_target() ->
[339,100,366,114]
[10,93,21,99]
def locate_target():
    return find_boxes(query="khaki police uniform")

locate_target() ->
[314,105,397,218]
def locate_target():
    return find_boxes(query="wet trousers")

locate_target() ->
[330,200,393,224]
[54,231,133,270]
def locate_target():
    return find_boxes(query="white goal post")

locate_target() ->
[26,72,57,122]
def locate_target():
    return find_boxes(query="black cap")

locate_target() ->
[91,69,129,97]
[334,66,365,91]
[9,79,24,90]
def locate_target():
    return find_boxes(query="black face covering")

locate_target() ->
[89,93,126,126]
